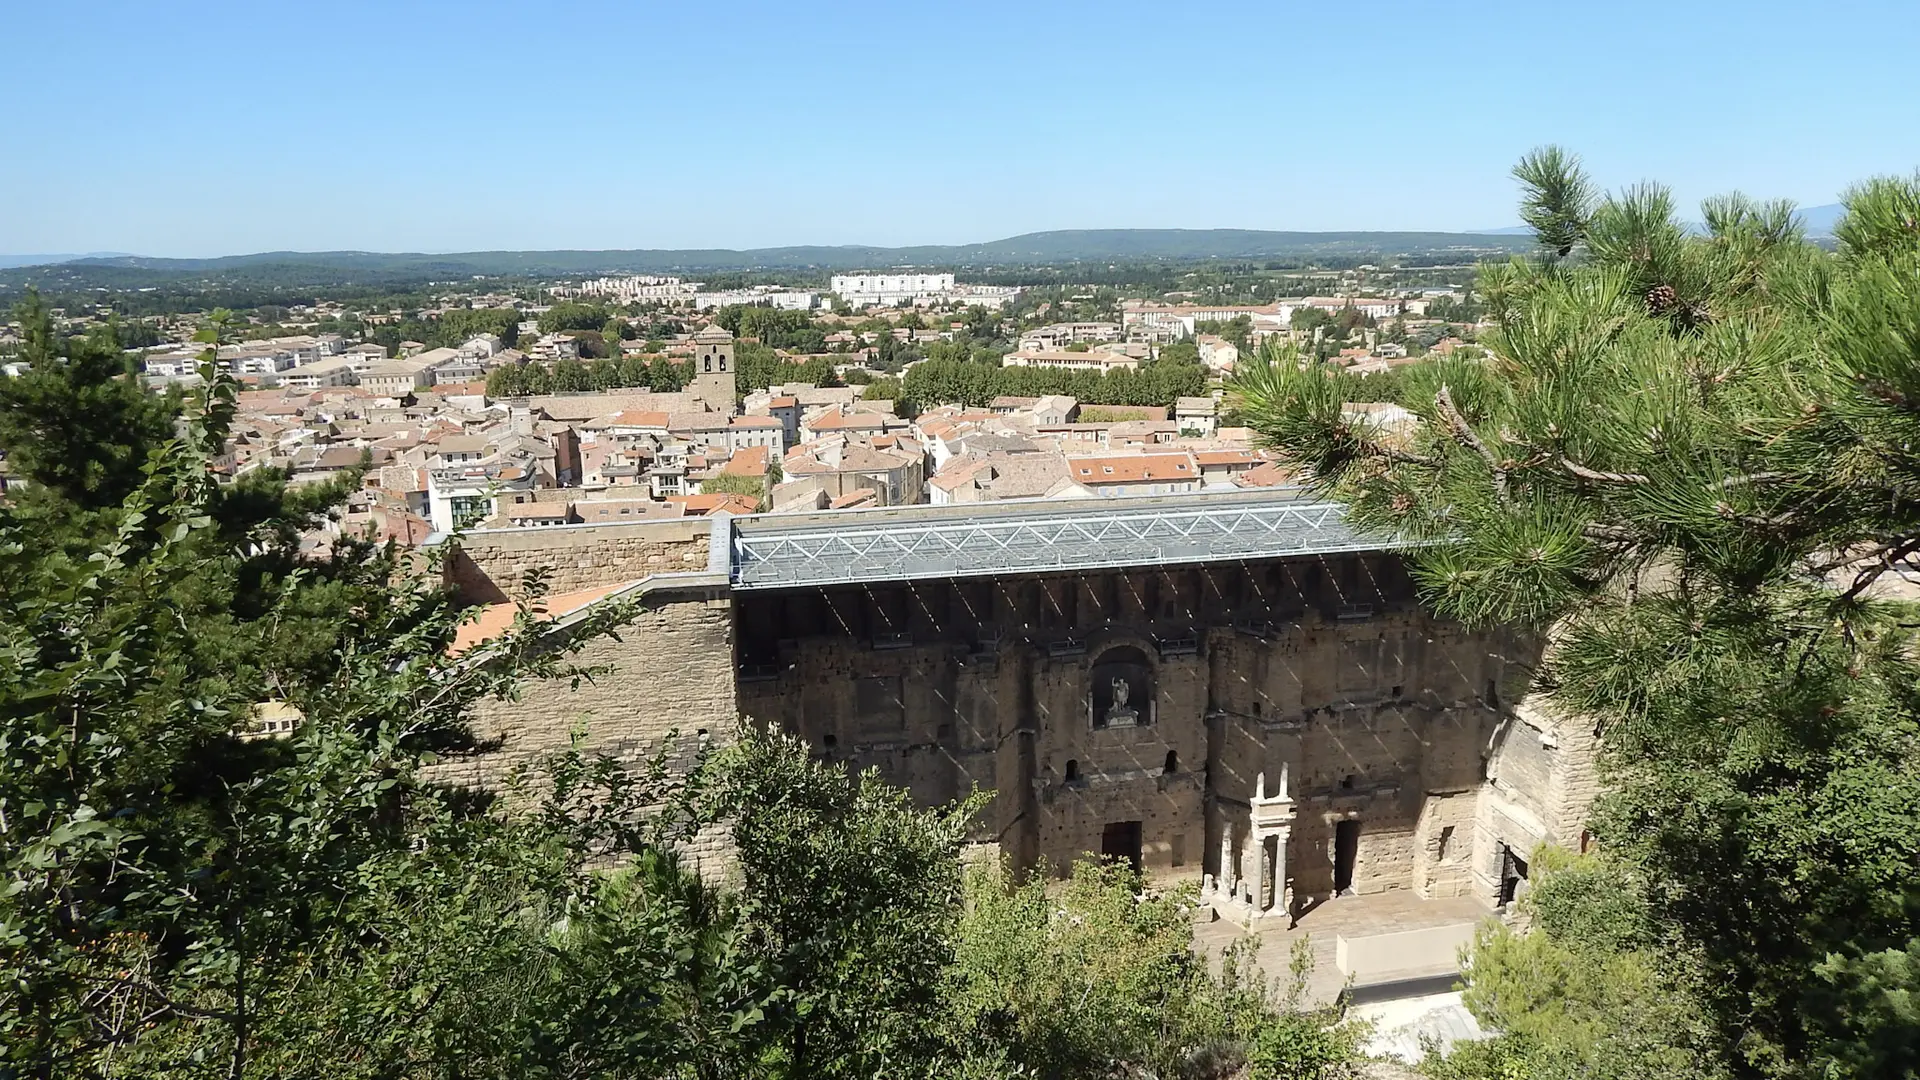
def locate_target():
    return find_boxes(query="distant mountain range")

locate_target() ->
[1795,203,1845,236]
[0,229,1540,290]
[0,212,1848,290]
[0,251,135,269]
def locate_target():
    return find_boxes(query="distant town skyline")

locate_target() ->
[4,0,1913,258]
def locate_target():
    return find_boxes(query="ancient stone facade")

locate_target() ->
[732,554,1546,915]
[442,518,1594,916]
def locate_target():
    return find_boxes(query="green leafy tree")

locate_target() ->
[1235,149,1920,1079]
[536,301,610,334]
[946,859,1363,1080]
[0,290,178,513]
[698,472,769,511]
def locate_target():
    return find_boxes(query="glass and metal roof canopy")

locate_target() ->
[727,489,1399,591]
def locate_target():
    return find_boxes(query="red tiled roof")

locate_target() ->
[722,446,770,476]
[1068,453,1195,483]
[668,492,759,515]
[451,580,639,655]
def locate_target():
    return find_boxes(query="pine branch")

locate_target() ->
[1715,471,1788,490]
[1857,376,1920,415]
[1561,459,1650,485]
[1838,536,1920,604]
[1435,384,1507,501]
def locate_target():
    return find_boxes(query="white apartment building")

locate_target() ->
[426,458,538,533]
[1000,349,1141,374]
[830,273,955,306]
[227,347,295,375]
[692,289,817,311]
[280,357,360,390]
[567,276,697,303]
[142,350,201,378]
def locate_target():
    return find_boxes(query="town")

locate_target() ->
[0,266,1488,550]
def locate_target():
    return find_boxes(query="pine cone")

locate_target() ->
[1646,284,1678,314]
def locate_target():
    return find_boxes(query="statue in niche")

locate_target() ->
[1105,675,1139,727]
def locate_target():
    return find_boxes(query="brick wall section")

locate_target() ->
[446,519,712,605]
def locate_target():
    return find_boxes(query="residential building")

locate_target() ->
[1018,322,1122,351]
[359,361,432,396]
[1196,334,1240,373]
[1062,452,1202,497]
[1175,396,1218,437]
[1000,349,1141,374]
[830,273,954,306]
[426,457,539,533]
[782,435,926,507]
[280,356,360,390]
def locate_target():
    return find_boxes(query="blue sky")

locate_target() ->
[3,0,1915,256]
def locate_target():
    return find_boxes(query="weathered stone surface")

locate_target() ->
[446,519,712,605]
[443,523,1592,910]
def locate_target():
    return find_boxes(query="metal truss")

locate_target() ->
[728,492,1399,590]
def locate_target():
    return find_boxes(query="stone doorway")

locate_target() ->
[1498,843,1529,907]
[1101,820,1143,875]
[1333,820,1361,895]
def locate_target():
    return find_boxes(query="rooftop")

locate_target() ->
[728,487,1389,590]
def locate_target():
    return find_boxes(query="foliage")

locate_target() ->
[946,858,1364,1080]
[0,290,179,512]
[735,342,841,395]
[1234,148,1920,1079]
[1439,848,1730,1079]
[1157,341,1202,366]
[485,355,692,396]
[1197,315,1253,355]
[699,472,769,511]
[902,356,1205,411]
[715,305,827,352]
[536,300,611,334]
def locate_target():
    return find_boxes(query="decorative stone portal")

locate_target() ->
[1208,767,1297,921]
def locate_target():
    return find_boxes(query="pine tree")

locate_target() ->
[1233,149,1920,1079]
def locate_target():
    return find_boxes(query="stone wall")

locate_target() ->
[734,553,1549,903]
[439,524,1594,909]
[1473,692,1602,905]
[446,518,713,604]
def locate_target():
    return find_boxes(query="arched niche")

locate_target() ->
[1090,644,1154,729]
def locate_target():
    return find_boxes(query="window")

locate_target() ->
[1163,750,1178,775]
[1063,759,1080,784]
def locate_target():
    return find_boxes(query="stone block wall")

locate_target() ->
[1471,691,1603,905]
[442,537,1597,906]
[427,587,739,883]
[731,554,1558,901]
[446,519,712,604]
